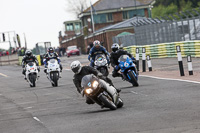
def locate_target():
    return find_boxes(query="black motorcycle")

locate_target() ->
[81,74,123,110]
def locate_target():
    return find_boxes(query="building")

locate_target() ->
[79,0,155,32]
[58,20,82,44]
[59,0,155,53]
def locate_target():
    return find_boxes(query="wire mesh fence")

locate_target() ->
[113,10,200,47]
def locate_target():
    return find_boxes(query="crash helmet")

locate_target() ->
[70,60,82,74]
[48,47,54,57]
[111,43,120,52]
[25,49,32,57]
[93,40,101,50]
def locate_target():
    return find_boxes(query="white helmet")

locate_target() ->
[111,43,120,52]
[70,60,82,74]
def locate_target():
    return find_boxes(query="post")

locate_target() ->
[142,47,146,72]
[176,46,184,76]
[187,55,193,75]
[136,48,139,71]
[147,55,152,71]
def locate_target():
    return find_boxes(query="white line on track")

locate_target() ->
[0,73,8,77]
[131,91,138,95]
[33,117,43,123]
[65,69,71,71]
[140,75,200,84]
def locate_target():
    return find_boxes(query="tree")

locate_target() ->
[65,0,89,17]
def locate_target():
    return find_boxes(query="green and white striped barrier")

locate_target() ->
[124,40,200,58]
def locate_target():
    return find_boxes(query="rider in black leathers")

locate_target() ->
[110,43,136,78]
[22,50,39,79]
[71,60,120,104]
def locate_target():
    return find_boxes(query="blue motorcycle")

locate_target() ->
[118,55,139,86]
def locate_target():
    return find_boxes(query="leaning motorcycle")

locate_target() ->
[46,59,60,87]
[118,55,139,86]
[81,74,123,110]
[94,54,109,76]
[25,62,39,87]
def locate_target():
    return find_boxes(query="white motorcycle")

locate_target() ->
[46,59,60,87]
[94,54,109,76]
[25,62,39,87]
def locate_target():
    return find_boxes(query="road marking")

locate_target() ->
[140,75,200,84]
[24,107,33,109]
[0,73,8,77]
[65,69,71,71]
[33,117,43,123]
[131,91,138,95]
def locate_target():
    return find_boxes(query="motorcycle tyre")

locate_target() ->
[30,74,36,87]
[99,94,117,110]
[128,71,139,87]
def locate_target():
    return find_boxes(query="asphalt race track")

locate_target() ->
[0,56,200,133]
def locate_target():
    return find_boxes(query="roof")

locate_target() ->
[83,0,155,13]
[117,32,133,37]
[86,16,164,38]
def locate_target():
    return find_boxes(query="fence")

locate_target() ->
[113,10,200,47]
[124,40,200,59]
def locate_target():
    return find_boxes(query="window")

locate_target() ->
[75,23,81,30]
[123,11,128,20]
[107,13,113,22]
[66,23,74,31]
[128,9,145,18]
[94,14,107,24]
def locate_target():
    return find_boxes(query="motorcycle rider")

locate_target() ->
[22,49,40,79]
[88,40,110,67]
[70,60,120,104]
[43,47,63,76]
[110,43,136,78]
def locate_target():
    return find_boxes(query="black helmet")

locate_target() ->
[93,40,101,50]
[70,60,82,74]
[25,50,32,57]
[48,47,54,56]
[111,43,119,52]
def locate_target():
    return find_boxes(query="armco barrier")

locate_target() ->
[124,40,200,58]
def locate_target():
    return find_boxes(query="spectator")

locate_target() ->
[6,51,9,55]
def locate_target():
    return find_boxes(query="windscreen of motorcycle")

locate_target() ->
[28,62,34,66]
[49,59,56,64]
[81,74,98,88]
[95,54,107,66]
[118,55,130,62]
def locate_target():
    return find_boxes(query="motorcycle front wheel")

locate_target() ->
[99,94,117,110]
[127,71,139,87]
[29,74,36,87]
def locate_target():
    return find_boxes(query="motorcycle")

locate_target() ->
[25,62,39,87]
[81,74,123,110]
[118,55,139,86]
[94,54,109,76]
[46,59,60,87]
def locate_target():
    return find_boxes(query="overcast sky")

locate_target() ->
[0,0,95,50]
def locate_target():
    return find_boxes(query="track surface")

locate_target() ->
[0,55,200,133]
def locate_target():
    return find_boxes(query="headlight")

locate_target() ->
[92,80,99,89]
[85,88,93,94]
